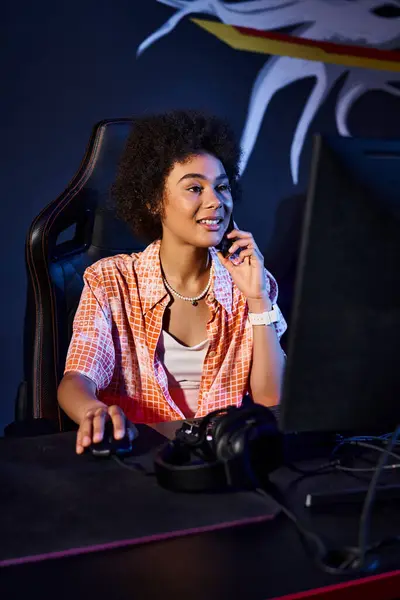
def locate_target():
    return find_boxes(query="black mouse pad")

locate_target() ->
[0,427,280,566]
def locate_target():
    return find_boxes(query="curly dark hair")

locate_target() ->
[112,110,242,241]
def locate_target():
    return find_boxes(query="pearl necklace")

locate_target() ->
[162,267,213,306]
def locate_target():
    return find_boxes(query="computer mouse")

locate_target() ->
[90,420,134,458]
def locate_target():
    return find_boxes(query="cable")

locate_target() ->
[255,430,400,574]
[111,454,148,473]
[368,535,400,553]
[340,440,400,463]
[255,487,327,559]
[287,461,337,476]
[330,437,400,473]
[257,480,400,575]
[253,428,400,574]
[331,436,400,462]
[335,463,400,473]
[288,438,400,478]
[335,433,400,445]
[287,438,400,478]
[357,424,400,569]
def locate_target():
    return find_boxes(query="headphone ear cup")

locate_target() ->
[212,405,268,456]
[215,428,246,462]
[208,407,236,453]
[160,440,192,465]
[214,405,280,473]
[193,408,231,459]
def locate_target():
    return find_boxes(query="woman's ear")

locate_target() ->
[146,201,160,216]
[146,187,166,216]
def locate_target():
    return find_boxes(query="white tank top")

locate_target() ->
[157,330,209,418]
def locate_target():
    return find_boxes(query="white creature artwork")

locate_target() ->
[137,0,400,183]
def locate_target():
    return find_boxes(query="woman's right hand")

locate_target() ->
[76,404,135,454]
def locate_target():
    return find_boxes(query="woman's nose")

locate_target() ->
[204,188,222,208]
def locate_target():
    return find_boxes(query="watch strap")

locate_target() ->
[248,304,280,326]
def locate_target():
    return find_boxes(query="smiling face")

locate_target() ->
[161,153,233,248]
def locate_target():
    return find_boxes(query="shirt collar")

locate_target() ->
[134,240,233,315]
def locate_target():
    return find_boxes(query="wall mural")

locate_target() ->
[137,0,400,184]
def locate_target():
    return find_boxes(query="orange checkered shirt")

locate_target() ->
[64,240,287,423]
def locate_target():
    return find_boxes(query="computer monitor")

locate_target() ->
[279,134,400,434]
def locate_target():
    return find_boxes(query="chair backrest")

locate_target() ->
[23,119,146,429]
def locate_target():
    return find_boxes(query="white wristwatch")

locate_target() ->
[248,304,280,326]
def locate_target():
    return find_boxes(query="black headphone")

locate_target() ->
[154,399,283,492]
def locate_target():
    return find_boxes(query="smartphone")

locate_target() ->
[216,215,235,257]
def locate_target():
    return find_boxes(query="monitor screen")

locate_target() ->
[280,135,400,433]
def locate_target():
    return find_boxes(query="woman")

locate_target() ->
[58,110,287,454]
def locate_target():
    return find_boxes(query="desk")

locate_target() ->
[149,420,183,439]
[1,425,400,600]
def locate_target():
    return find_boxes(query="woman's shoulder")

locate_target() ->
[84,251,143,284]
[83,241,161,288]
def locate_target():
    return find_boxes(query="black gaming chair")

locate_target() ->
[6,119,145,436]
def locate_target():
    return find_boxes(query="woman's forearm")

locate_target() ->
[248,296,285,406]
[57,372,106,425]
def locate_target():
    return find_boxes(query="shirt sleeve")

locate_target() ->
[64,268,115,391]
[264,267,287,340]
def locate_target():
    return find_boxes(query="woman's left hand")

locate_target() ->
[216,227,268,301]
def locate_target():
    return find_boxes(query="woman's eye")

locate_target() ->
[188,185,202,193]
[217,184,231,193]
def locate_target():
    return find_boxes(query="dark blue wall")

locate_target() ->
[2,0,400,432]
